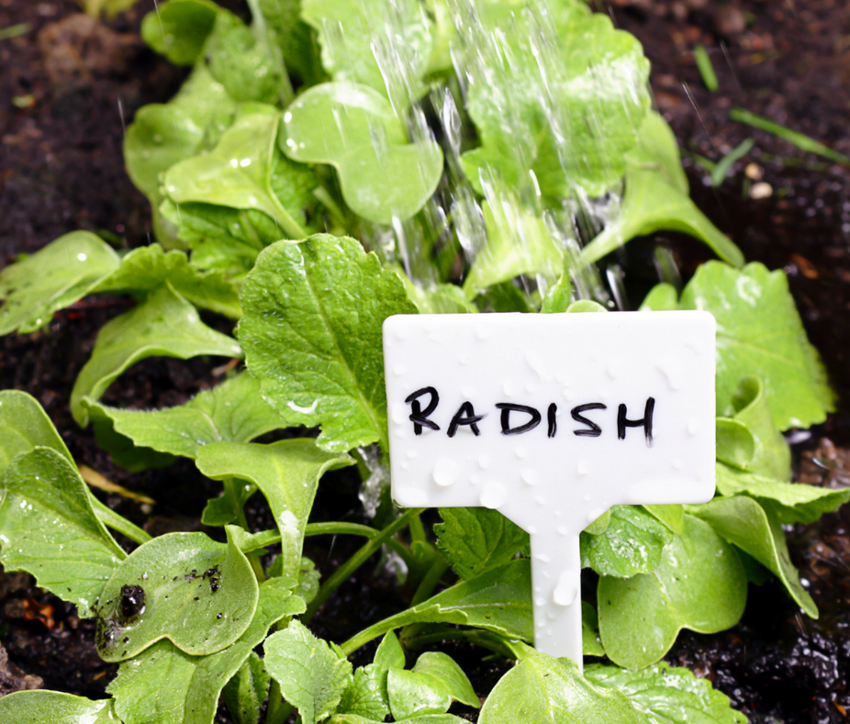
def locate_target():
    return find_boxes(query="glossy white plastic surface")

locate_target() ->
[383,311,716,668]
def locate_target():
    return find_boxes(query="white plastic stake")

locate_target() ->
[383,311,716,669]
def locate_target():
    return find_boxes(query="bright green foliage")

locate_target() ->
[0,231,119,335]
[404,279,478,314]
[598,515,747,669]
[282,83,443,224]
[679,261,835,429]
[715,463,850,525]
[196,440,353,577]
[409,652,478,708]
[541,270,573,313]
[222,652,271,724]
[84,373,289,461]
[70,283,242,426]
[0,447,126,617]
[582,112,745,267]
[639,282,679,311]
[478,649,641,724]
[715,418,756,469]
[141,0,221,65]
[435,507,528,580]
[0,691,118,724]
[264,620,353,724]
[0,390,72,469]
[256,0,325,85]
[461,0,650,201]
[94,529,259,662]
[580,505,673,578]
[689,495,817,617]
[330,715,466,724]
[375,631,406,671]
[582,601,606,657]
[584,509,612,536]
[585,662,747,724]
[164,110,311,240]
[641,504,684,535]
[238,235,417,453]
[301,0,432,99]
[387,670,452,719]
[337,664,389,721]
[729,376,791,480]
[94,244,241,319]
[108,578,302,724]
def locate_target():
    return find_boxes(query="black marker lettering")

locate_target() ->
[617,397,655,446]
[496,403,542,436]
[547,403,557,438]
[571,403,607,437]
[447,402,485,437]
[404,387,440,435]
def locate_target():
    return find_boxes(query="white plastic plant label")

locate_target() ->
[383,311,716,668]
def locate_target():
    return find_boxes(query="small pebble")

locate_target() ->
[715,6,747,35]
[750,182,773,199]
[744,163,764,180]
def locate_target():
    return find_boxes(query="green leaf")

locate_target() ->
[715,418,756,469]
[0,231,119,335]
[582,113,744,267]
[435,507,528,580]
[374,631,406,672]
[70,283,242,426]
[639,283,679,312]
[0,389,72,470]
[387,669,452,719]
[338,664,390,721]
[582,600,606,657]
[584,509,612,536]
[94,528,259,662]
[411,652,478,708]
[472,281,536,313]
[461,2,650,201]
[598,515,747,669]
[331,715,466,724]
[730,376,791,480]
[0,447,125,617]
[679,261,834,430]
[301,0,431,99]
[580,505,673,578]
[282,83,443,224]
[256,0,325,86]
[541,272,572,314]
[222,652,271,724]
[715,463,850,525]
[0,690,117,724]
[239,235,417,453]
[164,110,309,239]
[108,578,302,724]
[264,620,353,724]
[566,300,608,313]
[296,556,322,604]
[95,244,241,319]
[689,495,817,618]
[141,0,220,65]
[196,439,353,577]
[640,504,684,535]
[405,280,478,314]
[84,373,289,461]
[462,197,564,297]
[585,662,747,724]
[477,649,641,724]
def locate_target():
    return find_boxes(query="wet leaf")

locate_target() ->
[196,439,353,577]
[330,716,466,724]
[282,83,443,224]
[582,112,744,267]
[141,0,220,66]
[0,390,72,471]
[715,463,850,525]
[0,690,118,724]
[640,504,684,535]
[639,283,679,312]
[580,505,673,578]
[108,578,302,724]
[729,376,791,480]
[598,515,747,669]
[585,661,747,724]
[164,110,310,240]
[70,283,242,427]
[405,280,478,314]
[374,631,405,672]
[84,373,289,461]
[715,418,756,470]
[238,235,417,453]
[94,528,259,662]
[689,495,817,617]
[0,447,125,617]
[0,231,119,335]
[337,664,389,721]
[477,648,641,724]
[679,261,835,430]
[94,244,241,319]
[264,620,353,724]
[222,652,270,724]
[410,652,478,708]
[582,600,605,657]
[387,669,451,719]
[435,507,528,580]
[256,0,325,85]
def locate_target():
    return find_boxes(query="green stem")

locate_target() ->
[410,557,449,607]
[265,693,293,724]
[90,497,151,545]
[409,512,426,545]
[245,0,294,107]
[401,626,527,660]
[224,478,266,582]
[302,508,424,624]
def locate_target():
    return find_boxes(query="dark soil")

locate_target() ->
[1,0,849,722]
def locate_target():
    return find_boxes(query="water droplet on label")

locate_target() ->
[606,359,622,379]
[479,483,507,509]
[406,450,418,459]
[656,358,685,390]
[587,508,605,524]
[535,495,546,505]
[459,353,470,366]
[394,429,405,439]
[470,474,480,485]
[393,364,405,377]
[515,446,528,459]
[502,380,517,397]
[687,418,699,436]
[394,325,411,341]
[432,458,459,487]
[535,553,551,563]
[478,453,491,469]
[558,526,569,536]
[561,387,575,401]
[524,381,537,393]
[462,385,476,398]
[553,571,579,606]
[476,326,492,340]
[577,460,589,476]
[391,404,407,425]
[672,458,683,470]
[395,488,427,507]
[535,597,545,606]
[521,470,538,486]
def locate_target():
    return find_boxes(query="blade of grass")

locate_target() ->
[711,138,755,187]
[694,45,719,92]
[730,108,850,166]
[0,23,31,40]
